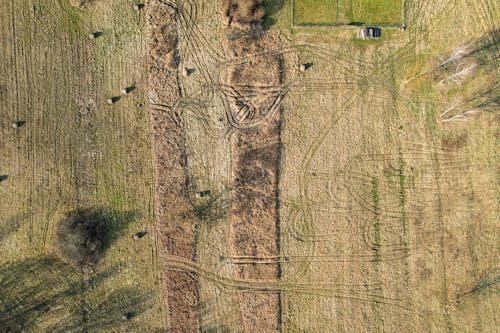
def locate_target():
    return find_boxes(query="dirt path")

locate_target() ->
[225,31,283,332]
[146,1,201,332]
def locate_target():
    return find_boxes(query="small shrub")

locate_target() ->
[55,208,133,269]
[56,209,106,268]
[222,0,266,29]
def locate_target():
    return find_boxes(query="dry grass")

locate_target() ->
[152,0,498,330]
[0,0,164,331]
[1,0,498,331]
[69,0,95,8]
[277,0,499,331]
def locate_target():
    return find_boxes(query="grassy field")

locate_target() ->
[280,0,499,331]
[153,0,498,331]
[0,0,166,331]
[294,0,404,25]
[1,0,498,332]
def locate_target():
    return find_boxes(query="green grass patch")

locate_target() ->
[294,0,404,25]
[294,0,338,25]
[352,0,403,25]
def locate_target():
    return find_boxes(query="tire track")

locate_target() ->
[147,1,201,332]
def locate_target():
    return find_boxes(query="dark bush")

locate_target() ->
[55,208,138,269]
[222,0,266,28]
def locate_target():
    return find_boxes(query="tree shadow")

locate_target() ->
[437,29,499,120]
[1,256,154,333]
[0,211,30,242]
[0,257,82,332]
[49,287,153,333]
[262,0,286,29]
[467,29,499,67]
[55,207,141,269]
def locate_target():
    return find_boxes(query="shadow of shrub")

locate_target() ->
[262,0,286,28]
[0,212,30,242]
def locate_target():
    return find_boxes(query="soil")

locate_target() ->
[147,1,200,332]
[225,31,283,332]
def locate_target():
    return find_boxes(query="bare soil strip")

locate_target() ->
[147,1,200,331]
[226,32,283,332]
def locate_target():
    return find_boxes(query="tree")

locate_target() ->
[55,208,139,270]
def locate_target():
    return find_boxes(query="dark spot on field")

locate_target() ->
[55,207,140,269]
[441,132,468,149]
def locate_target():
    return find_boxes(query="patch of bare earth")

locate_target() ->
[224,21,283,332]
[147,1,200,332]
[69,0,95,8]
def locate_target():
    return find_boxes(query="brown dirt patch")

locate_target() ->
[226,31,283,332]
[147,1,200,332]
[148,0,283,330]
[225,32,282,125]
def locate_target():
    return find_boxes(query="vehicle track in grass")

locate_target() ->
[147,1,201,332]
[214,17,287,331]
[162,255,421,313]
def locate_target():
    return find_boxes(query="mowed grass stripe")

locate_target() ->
[294,0,338,25]
[294,0,404,25]
[352,0,404,25]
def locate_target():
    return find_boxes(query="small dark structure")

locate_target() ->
[107,96,121,105]
[196,190,211,198]
[121,312,135,321]
[89,31,103,39]
[182,67,196,77]
[12,121,25,128]
[121,86,136,94]
[359,27,382,39]
[133,3,145,11]
[0,175,8,182]
[299,63,313,73]
[132,231,148,240]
